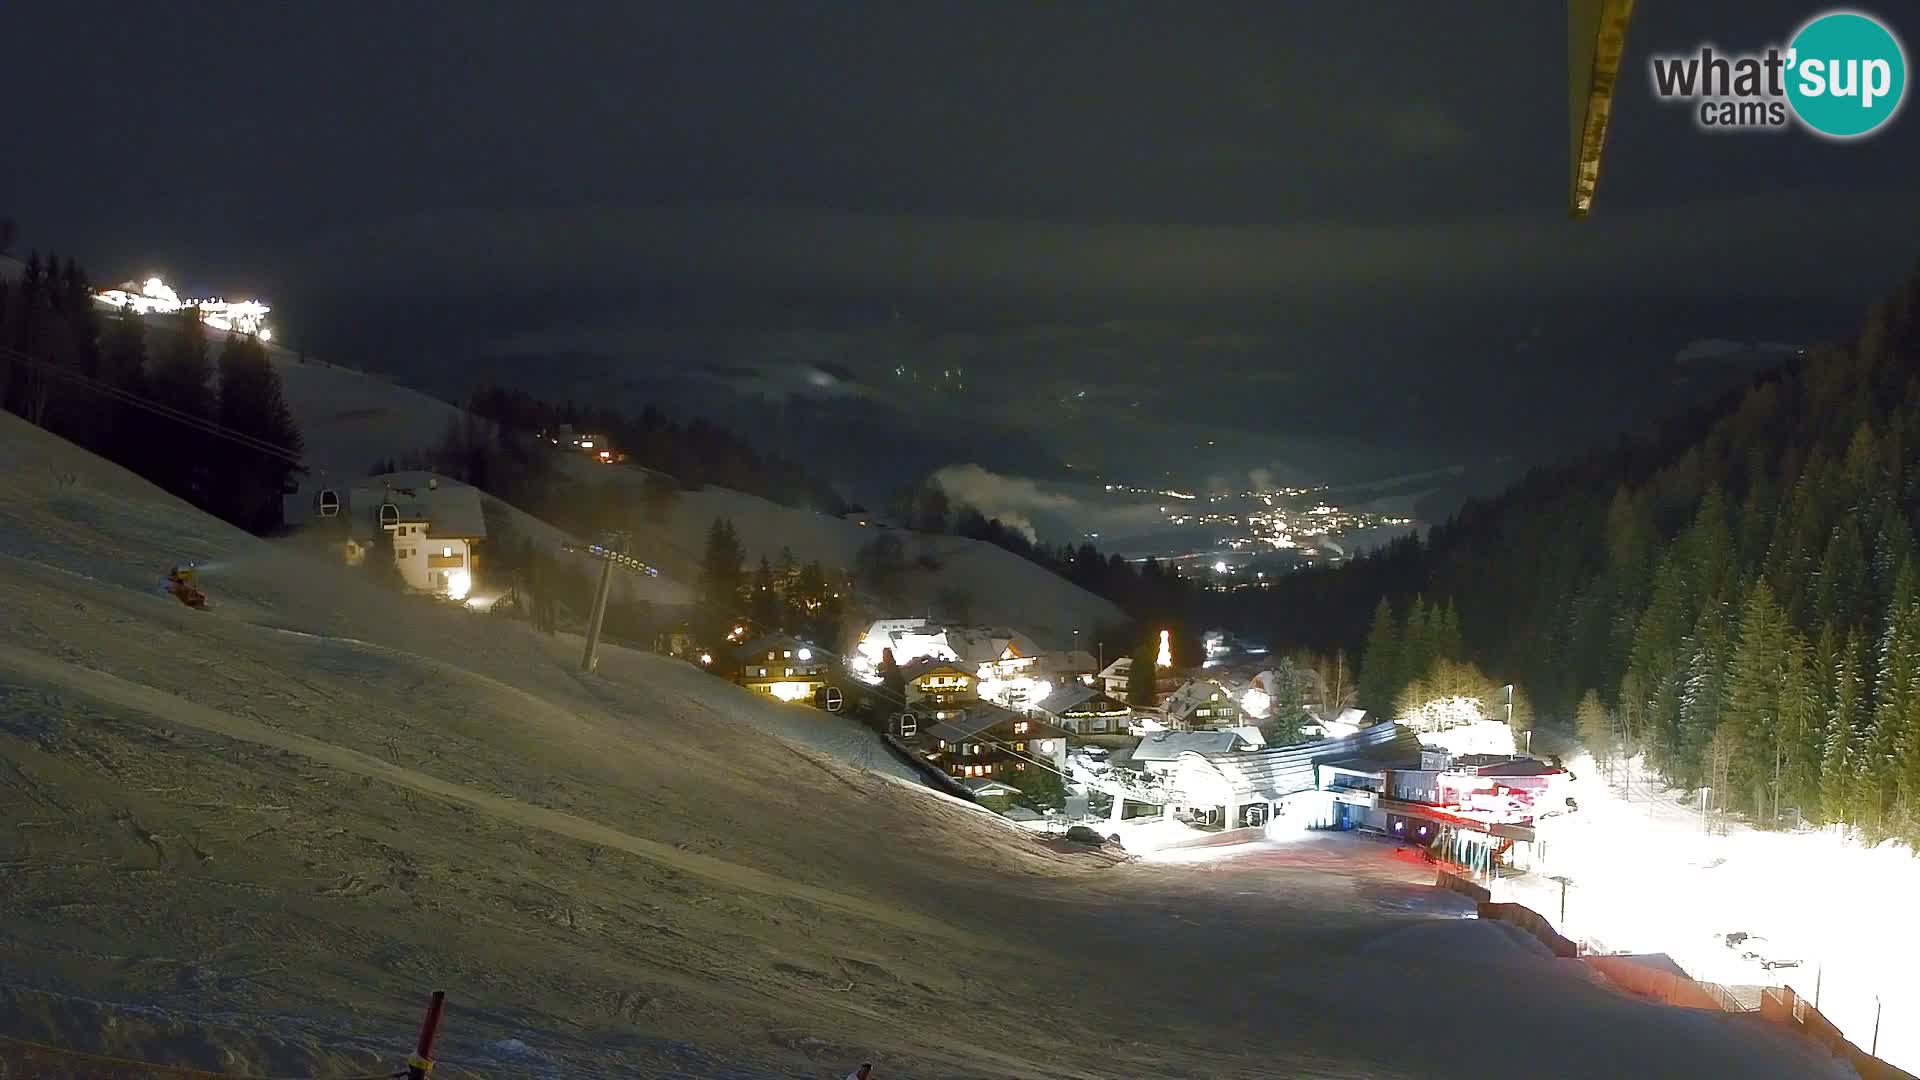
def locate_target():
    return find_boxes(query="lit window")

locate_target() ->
[1016,741,1027,752]
[1014,721,1029,734]
[442,546,452,558]
[783,650,792,658]
[785,668,794,677]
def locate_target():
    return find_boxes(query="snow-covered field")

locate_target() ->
[1507,731,1920,1073]
[553,455,1128,649]
[259,338,1124,642]
[0,412,1867,1077]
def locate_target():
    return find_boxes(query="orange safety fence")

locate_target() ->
[1476,901,1580,958]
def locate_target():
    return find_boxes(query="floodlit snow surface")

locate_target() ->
[1505,735,1920,1073]
[0,414,1865,1078]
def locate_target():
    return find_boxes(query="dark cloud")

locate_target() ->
[4,0,1918,500]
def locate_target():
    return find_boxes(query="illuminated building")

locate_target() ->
[1041,684,1132,736]
[1159,680,1242,732]
[731,634,827,704]
[912,701,1071,789]
[286,472,485,600]
[93,277,274,340]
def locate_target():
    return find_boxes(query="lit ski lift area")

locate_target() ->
[93,276,274,341]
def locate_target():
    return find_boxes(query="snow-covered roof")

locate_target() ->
[962,778,1021,797]
[925,702,1046,744]
[901,657,972,682]
[736,633,816,661]
[1162,679,1233,718]
[1132,729,1250,762]
[320,473,487,541]
[1049,649,1098,673]
[1176,723,1423,803]
[1047,684,1130,717]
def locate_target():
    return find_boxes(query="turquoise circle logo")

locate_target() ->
[1786,10,1907,138]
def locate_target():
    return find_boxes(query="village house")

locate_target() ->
[1160,679,1243,731]
[1043,684,1134,736]
[901,658,978,709]
[1044,649,1100,686]
[732,633,827,703]
[285,471,486,600]
[1096,656,1179,703]
[916,701,1070,785]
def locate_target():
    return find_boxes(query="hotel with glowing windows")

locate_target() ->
[731,634,827,703]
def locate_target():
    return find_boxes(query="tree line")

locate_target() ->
[1,251,303,533]
[696,517,854,651]
[1265,257,1920,842]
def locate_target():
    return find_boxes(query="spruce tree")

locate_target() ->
[1577,689,1616,779]
[214,332,304,532]
[1677,610,1730,787]
[1433,600,1465,663]
[1777,633,1821,821]
[1401,597,1434,685]
[1358,598,1400,716]
[1126,633,1161,708]
[748,555,779,630]
[146,307,215,501]
[1820,631,1862,825]
[1864,560,1918,829]
[1722,581,1787,813]
[697,518,745,645]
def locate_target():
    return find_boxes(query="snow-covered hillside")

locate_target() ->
[543,455,1125,647]
[255,338,1125,641]
[0,414,1866,1077]
[265,347,468,480]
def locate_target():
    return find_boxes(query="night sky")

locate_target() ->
[8,2,1919,507]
